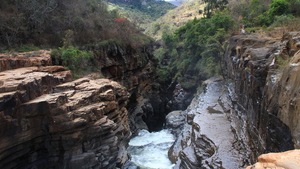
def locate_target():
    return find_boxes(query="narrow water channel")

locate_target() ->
[124,78,246,169]
[126,129,175,169]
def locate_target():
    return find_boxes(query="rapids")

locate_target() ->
[126,129,175,169]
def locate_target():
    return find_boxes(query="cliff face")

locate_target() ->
[0,52,131,168]
[91,43,171,132]
[168,31,300,168]
[225,32,300,162]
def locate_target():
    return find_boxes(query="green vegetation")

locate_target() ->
[230,0,299,27]
[155,11,234,89]
[203,0,229,18]
[51,32,97,79]
[52,46,93,73]
[154,0,300,90]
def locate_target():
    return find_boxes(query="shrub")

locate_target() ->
[274,14,295,26]
[51,46,93,76]
[268,0,291,17]
[17,44,40,52]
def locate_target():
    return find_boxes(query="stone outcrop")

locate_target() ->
[246,149,300,169]
[0,50,52,71]
[0,51,131,168]
[167,83,194,111]
[224,32,300,163]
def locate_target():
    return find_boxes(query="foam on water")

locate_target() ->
[127,129,175,169]
[129,129,175,146]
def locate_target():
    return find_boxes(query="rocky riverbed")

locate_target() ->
[167,77,247,169]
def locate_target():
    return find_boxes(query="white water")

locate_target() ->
[127,129,175,169]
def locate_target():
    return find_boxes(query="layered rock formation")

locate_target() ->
[0,50,52,71]
[0,52,131,168]
[224,32,300,162]
[168,31,300,168]
[90,43,172,132]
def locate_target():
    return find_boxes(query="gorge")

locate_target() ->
[1,0,300,168]
[1,30,300,169]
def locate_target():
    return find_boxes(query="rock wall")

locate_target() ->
[168,31,300,168]
[224,32,300,162]
[0,52,131,168]
[90,43,172,132]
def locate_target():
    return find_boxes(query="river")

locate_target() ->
[124,78,246,168]
[125,129,175,169]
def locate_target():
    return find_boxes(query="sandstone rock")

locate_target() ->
[0,67,131,169]
[0,50,51,71]
[246,149,300,169]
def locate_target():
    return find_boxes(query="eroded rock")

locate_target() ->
[0,50,51,71]
[0,67,131,169]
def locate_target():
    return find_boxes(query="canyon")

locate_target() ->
[166,31,300,168]
[1,31,300,168]
[0,43,188,168]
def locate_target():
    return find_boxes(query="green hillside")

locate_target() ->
[108,1,176,25]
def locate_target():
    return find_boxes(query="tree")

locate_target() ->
[268,0,290,17]
[203,0,229,18]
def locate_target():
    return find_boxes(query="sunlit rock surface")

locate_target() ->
[246,149,300,169]
[0,64,131,168]
[0,50,52,71]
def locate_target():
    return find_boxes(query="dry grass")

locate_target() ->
[256,23,300,41]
